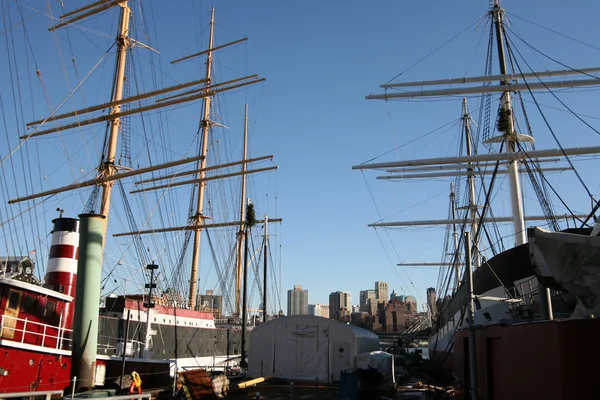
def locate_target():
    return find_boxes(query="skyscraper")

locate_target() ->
[375,281,388,303]
[427,287,437,317]
[359,290,377,312]
[308,304,329,318]
[287,285,308,315]
[328,291,352,319]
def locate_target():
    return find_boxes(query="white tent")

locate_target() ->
[248,315,380,382]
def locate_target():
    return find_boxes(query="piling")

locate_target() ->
[71,213,106,389]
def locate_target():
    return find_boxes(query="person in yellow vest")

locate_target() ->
[128,371,142,394]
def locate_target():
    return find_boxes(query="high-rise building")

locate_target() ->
[308,303,329,318]
[375,281,388,303]
[367,297,378,315]
[287,285,308,315]
[359,290,377,312]
[427,287,437,317]
[198,289,223,318]
[329,291,352,319]
[308,304,320,316]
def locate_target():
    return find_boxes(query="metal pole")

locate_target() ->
[226,328,230,374]
[450,183,460,291]
[492,2,526,246]
[462,99,481,268]
[144,264,158,356]
[71,213,106,389]
[119,310,131,388]
[71,377,76,399]
[464,232,478,400]
[539,284,554,321]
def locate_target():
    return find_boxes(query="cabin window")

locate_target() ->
[35,299,46,317]
[22,295,37,315]
[7,290,21,310]
[45,300,57,324]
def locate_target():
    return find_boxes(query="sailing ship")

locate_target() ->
[1,0,280,393]
[355,1,600,398]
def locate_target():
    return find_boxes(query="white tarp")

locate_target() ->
[529,226,600,316]
[248,315,379,382]
[355,351,395,392]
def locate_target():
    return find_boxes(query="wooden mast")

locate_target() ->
[235,105,249,316]
[188,8,215,310]
[99,0,130,228]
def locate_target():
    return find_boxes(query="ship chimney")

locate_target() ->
[44,215,80,330]
[71,213,105,390]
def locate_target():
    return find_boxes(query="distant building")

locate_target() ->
[198,289,222,318]
[359,290,377,312]
[350,312,370,326]
[287,285,308,315]
[390,290,417,310]
[329,291,352,319]
[372,299,419,333]
[308,303,329,318]
[375,281,388,303]
[366,297,378,316]
[427,287,437,317]
[352,304,360,313]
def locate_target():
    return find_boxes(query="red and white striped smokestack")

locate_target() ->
[44,217,80,330]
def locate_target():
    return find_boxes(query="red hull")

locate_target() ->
[434,317,600,399]
[0,346,72,393]
[0,345,171,393]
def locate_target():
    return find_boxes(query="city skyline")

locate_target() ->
[283,280,428,314]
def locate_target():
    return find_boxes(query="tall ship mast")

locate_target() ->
[356,0,600,397]
[1,0,281,393]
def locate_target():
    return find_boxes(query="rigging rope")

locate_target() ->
[205,228,234,315]
[502,28,596,203]
[384,15,488,85]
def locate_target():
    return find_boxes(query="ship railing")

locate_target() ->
[0,315,145,356]
[0,314,72,350]
[0,390,63,400]
[71,395,150,400]
[510,276,537,305]
[96,336,144,357]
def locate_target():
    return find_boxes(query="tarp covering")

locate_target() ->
[529,226,600,316]
[355,351,395,392]
[248,315,379,382]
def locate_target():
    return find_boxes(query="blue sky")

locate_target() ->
[2,0,600,314]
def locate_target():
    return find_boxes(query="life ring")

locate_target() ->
[129,371,142,394]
